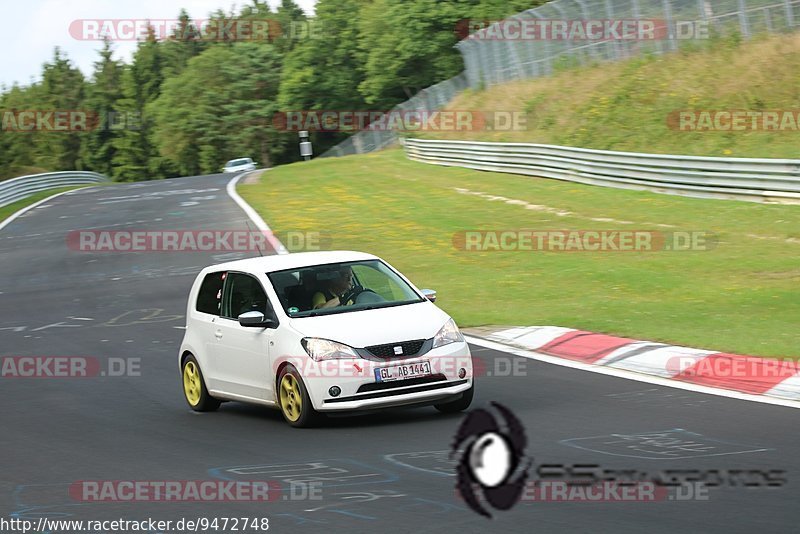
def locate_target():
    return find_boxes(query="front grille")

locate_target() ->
[356,374,447,393]
[365,339,426,358]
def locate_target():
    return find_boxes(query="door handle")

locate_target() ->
[214,330,223,339]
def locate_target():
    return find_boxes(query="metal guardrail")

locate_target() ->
[0,171,108,209]
[404,137,800,203]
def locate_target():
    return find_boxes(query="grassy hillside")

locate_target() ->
[240,149,800,359]
[426,32,800,158]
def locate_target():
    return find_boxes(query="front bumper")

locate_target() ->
[300,340,473,411]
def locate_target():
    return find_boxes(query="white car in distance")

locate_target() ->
[222,158,257,173]
[178,251,474,427]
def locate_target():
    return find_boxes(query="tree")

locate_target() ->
[112,27,169,181]
[149,42,283,175]
[36,48,86,171]
[80,39,123,176]
[357,0,466,107]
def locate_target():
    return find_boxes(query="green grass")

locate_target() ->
[0,187,86,223]
[423,32,800,158]
[240,149,800,359]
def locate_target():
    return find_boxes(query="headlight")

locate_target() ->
[432,318,464,349]
[301,338,359,361]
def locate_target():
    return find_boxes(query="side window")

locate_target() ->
[222,273,269,319]
[196,272,226,315]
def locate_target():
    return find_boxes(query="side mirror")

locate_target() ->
[421,289,437,303]
[238,311,274,328]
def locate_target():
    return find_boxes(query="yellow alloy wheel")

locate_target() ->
[279,373,303,422]
[183,361,202,406]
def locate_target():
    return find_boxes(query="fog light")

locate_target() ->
[329,386,341,397]
[458,368,467,379]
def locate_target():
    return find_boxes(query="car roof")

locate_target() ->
[200,250,380,275]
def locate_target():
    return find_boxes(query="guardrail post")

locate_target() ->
[604,0,622,61]
[738,0,751,39]
[353,133,365,155]
[785,0,795,28]
[661,0,677,51]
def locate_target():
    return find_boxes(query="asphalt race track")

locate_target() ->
[1,174,799,533]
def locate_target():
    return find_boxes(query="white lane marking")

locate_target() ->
[0,189,88,234]
[226,171,288,255]
[30,321,82,332]
[464,335,800,410]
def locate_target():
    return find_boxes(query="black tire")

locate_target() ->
[181,354,220,412]
[435,383,474,413]
[277,365,323,428]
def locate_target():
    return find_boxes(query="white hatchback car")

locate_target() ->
[178,251,474,427]
[222,158,257,173]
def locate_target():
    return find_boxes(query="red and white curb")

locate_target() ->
[464,326,800,408]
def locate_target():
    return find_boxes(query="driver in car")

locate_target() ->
[312,267,357,309]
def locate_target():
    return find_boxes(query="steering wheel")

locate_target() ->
[339,285,377,305]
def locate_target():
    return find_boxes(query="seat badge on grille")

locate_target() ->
[393,346,404,355]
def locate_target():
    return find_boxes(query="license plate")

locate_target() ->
[375,361,432,382]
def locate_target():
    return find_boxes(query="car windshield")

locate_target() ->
[268,259,424,317]
[226,159,250,166]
